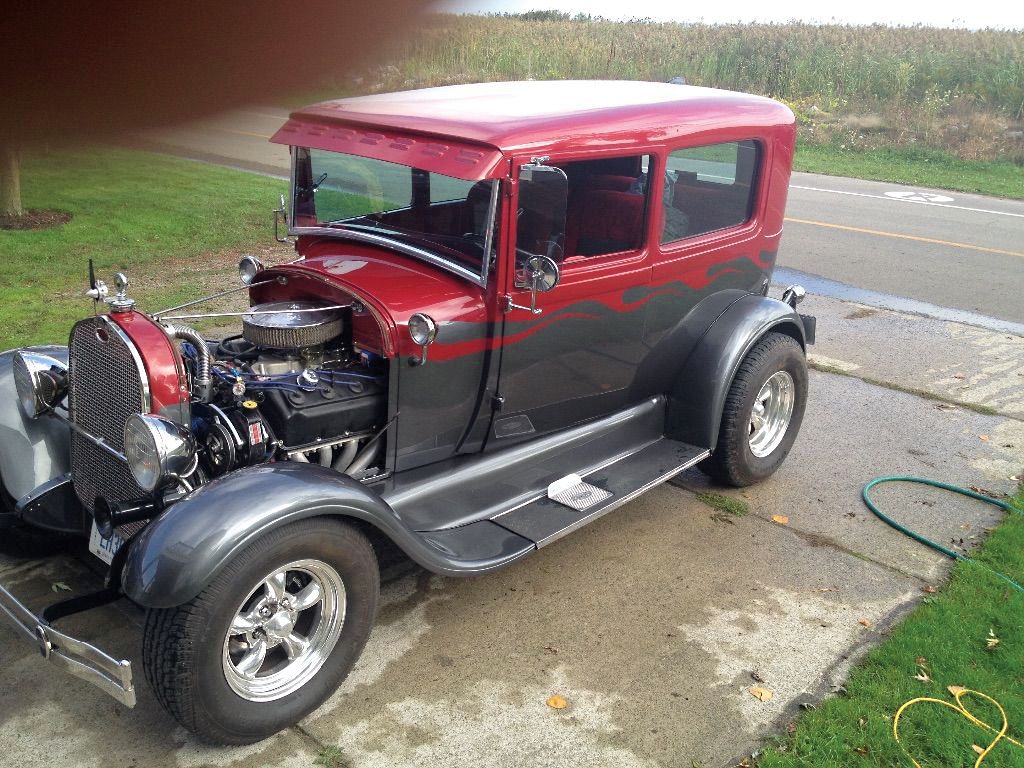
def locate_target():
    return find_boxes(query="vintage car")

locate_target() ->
[0,80,813,743]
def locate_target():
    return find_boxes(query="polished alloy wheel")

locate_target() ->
[747,370,795,458]
[222,559,346,701]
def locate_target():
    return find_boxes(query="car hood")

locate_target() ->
[264,239,491,359]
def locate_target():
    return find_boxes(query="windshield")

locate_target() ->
[292,148,499,283]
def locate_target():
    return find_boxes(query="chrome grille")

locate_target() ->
[69,317,149,512]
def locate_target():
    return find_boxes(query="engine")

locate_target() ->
[187,300,387,481]
[64,296,388,524]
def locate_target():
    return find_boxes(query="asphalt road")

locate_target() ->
[136,107,1024,324]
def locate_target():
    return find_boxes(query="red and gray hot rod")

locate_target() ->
[0,81,812,743]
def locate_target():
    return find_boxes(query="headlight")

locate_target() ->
[12,351,68,419]
[124,414,195,492]
[238,254,265,285]
[408,313,438,346]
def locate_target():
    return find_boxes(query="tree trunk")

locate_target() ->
[0,145,23,218]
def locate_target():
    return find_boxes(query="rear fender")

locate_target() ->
[665,295,806,449]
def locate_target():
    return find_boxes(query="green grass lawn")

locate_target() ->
[794,142,1024,201]
[758,486,1024,767]
[0,148,287,349]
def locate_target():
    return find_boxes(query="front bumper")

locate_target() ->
[0,581,136,707]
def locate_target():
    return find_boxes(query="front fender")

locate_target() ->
[665,295,806,449]
[0,346,71,501]
[121,462,531,608]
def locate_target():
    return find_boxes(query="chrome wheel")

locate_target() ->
[222,559,346,702]
[748,370,795,458]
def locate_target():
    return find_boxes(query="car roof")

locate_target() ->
[283,80,792,151]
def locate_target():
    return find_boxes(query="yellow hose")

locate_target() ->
[894,687,1023,766]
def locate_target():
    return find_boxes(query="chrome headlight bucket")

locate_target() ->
[408,313,438,365]
[238,254,265,285]
[123,413,196,492]
[13,351,68,419]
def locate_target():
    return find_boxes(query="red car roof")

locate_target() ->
[271,80,794,180]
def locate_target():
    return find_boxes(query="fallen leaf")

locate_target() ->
[915,656,927,666]
[750,686,774,702]
[51,582,71,592]
[546,694,569,710]
[854,746,869,756]
[986,628,1000,650]
[787,721,797,734]
[857,717,867,729]
[543,645,558,654]
[771,514,789,525]
[948,685,967,696]
[858,618,872,627]
[979,435,990,441]
[921,585,937,594]
[914,669,931,683]
[750,671,765,683]
[711,511,736,525]
[973,745,986,756]
[814,587,837,593]
[969,485,1003,498]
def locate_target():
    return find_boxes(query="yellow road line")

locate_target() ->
[785,217,1024,259]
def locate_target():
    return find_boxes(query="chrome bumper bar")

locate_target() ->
[0,581,136,707]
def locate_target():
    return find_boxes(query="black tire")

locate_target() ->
[143,518,379,744]
[700,331,807,487]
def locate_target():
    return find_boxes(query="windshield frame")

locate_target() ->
[286,147,500,288]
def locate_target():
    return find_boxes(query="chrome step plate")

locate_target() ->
[547,473,612,512]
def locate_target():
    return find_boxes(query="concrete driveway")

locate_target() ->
[2,287,1021,767]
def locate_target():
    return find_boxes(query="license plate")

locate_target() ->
[88,522,125,566]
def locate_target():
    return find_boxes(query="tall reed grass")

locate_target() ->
[326,14,1024,163]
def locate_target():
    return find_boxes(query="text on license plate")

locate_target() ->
[88,522,125,566]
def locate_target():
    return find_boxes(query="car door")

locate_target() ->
[490,153,655,445]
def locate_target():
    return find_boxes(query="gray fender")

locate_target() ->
[121,461,524,608]
[0,346,71,501]
[665,294,806,449]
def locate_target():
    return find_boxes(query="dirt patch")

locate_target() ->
[0,209,72,230]
[844,308,878,320]
[134,241,295,337]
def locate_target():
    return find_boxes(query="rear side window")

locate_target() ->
[661,140,759,244]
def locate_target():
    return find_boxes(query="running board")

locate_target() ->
[492,439,709,547]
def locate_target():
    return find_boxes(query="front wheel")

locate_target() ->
[143,518,379,744]
[700,331,808,487]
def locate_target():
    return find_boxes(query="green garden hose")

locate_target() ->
[862,475,1024,594]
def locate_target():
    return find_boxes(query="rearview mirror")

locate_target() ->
[516,162,567,261]
[512,255,560,315]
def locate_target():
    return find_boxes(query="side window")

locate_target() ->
[661,140,759,244]
[560,154,652,259]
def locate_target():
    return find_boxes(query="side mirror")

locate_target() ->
[512,255,560,315]
[515,161,567,260]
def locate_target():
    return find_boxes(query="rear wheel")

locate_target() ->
[700,331,807,487]
[143,518,379,744]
